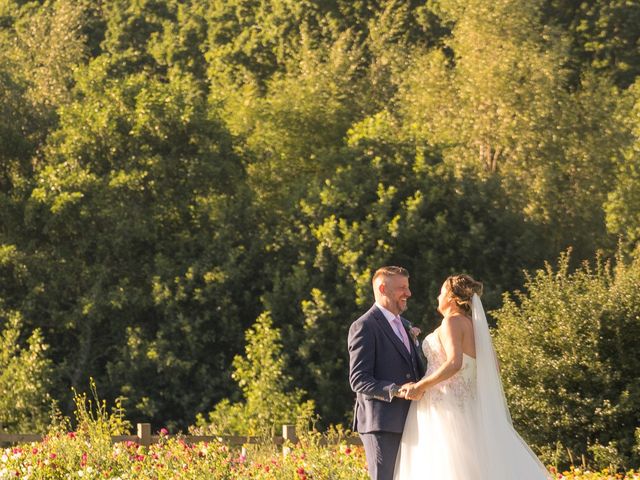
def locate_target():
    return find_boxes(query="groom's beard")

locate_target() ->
[396,299,408,314]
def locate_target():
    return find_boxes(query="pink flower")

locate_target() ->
[159,428,168,436]
[67,432,76,439]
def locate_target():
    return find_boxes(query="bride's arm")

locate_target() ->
[405,316,464,397]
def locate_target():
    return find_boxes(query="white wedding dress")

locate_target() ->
[394,295,552,479]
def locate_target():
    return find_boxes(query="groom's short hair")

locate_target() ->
[372,266,410,284]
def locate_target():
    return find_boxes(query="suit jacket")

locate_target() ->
[348,304,427,434]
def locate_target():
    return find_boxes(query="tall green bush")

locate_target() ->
[493,252,640,469]
[196,311,315,437]
[0,308,52,432]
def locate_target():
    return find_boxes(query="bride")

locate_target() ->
[394,274,552,479]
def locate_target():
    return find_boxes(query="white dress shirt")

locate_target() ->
[375,302,405,340]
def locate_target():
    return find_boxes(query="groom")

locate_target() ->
[348,266,427,480]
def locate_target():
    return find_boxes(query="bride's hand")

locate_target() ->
[402,383,424,401]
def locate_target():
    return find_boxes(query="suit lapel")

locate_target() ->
[372,306,412,364]
[400,317,419,357]
[401,316,427,376]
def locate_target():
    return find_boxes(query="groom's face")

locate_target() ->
[383,274,411,315]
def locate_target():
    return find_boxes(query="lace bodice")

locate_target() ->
[423,331,476,407]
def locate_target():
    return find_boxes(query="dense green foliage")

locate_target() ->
[0,0,639,454]
[195,311,315,436]
[494,253,640,468]
[0,304,52,432]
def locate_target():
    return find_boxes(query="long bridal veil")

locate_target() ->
[472,294,552,479]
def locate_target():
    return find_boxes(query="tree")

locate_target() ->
[542,0,640,89]
[10,0,87,109]
[19,57,253,428]
[604,79,640,250]
[237,28,366,212]
[197,311,315,436]
[397,0,622,259]
[204,0,318,92]
[0,306,53,432]
[100,0,173,73]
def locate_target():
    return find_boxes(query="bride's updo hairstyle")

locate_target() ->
[446,274,483,316]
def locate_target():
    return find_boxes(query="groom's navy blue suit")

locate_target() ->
[348,304,426,480]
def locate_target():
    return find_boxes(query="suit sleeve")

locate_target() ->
[348,319,396,402]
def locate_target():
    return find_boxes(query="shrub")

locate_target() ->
[195,311,315,437]
[493,251,640,469]
[0,309,52,433]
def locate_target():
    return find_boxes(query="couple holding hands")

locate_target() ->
[348,266,552,479]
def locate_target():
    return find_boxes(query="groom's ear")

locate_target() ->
[373,276,384,297]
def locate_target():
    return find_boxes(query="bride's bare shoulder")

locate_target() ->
[439,315,472,341]
[441,313,471,329]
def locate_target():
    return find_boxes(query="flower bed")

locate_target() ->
[0,432,369,479]
[550,467,640,480]
[1,434,639,480]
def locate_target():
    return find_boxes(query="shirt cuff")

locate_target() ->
[388,383,399,401]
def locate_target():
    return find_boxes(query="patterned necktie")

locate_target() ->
[392,316,411,352]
